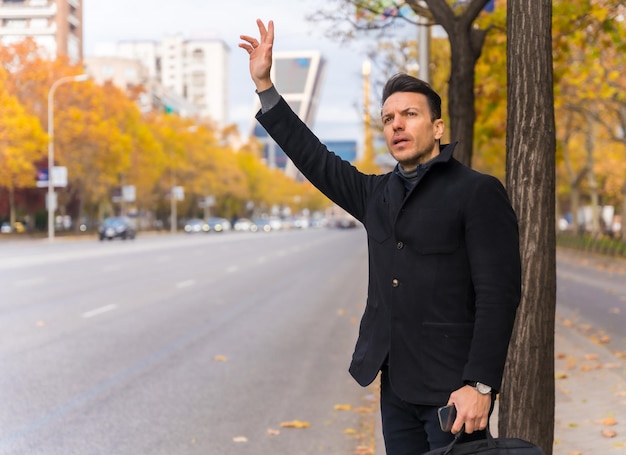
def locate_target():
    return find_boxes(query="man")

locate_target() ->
[240,20,521,455]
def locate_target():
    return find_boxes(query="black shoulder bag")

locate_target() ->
[422,428,546,455]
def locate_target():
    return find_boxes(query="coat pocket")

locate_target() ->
[418,322,474,391]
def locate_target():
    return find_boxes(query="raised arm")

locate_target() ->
[239,19,275,92]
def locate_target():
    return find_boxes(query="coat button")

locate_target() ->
[392,279,399,287]
[397,241,404,249]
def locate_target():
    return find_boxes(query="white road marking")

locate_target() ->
[82,304,118,319]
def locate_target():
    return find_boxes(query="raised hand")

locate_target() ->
[239,19,275,92]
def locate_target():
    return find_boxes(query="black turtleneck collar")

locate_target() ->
[393,142,457,193]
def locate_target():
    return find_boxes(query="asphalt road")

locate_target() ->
[0,228,374,455]
[3,231,625,455]
[556,248,626,356]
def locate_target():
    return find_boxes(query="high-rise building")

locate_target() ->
[251,50,326,177]
[109,36,229,126]
[0,0,83,64]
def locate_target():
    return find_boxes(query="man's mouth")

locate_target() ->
[393,137,409,145]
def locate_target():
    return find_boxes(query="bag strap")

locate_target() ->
[441,425,497,455]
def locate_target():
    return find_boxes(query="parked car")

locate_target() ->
[184,218,209,233]
[233,217,254,232]
[1,221,25,234]
[206,217,231,233]
[252,218,273,233]
[98,217,136,241]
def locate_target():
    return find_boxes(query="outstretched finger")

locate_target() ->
[257,19,274,45]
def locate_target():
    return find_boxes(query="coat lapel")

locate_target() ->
[386,172,406,223]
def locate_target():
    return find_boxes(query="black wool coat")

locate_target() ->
[257,98,521,406]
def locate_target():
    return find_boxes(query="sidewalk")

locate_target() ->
[370,313,626,454]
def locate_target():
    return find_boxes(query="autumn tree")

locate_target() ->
[312,0,497,166]
[552,0,626,237]
[501,2,556,454]
[0,66,47,227]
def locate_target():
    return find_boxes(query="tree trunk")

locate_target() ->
[423,0,489,168]
[585,112,600,236]
[8,185,15,227]
[447,30,478,167]
[571,186,581,235]
[501,2,556,455]
[621,182,626,242]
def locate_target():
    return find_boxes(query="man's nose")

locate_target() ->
[392,116,404,130]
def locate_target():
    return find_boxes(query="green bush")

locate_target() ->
[557,232,626,258]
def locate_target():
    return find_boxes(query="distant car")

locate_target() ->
[184,218,209,233]
[206,217,231,233]
[0,221,25,234]
[252,218,273,233]
[98,217,136,241]
[233,218,254,232]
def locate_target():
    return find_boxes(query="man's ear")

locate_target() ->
[434,119,445,140]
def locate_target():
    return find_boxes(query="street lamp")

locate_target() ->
[47,74,89,241]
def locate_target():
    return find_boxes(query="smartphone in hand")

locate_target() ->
[437,404,457,432]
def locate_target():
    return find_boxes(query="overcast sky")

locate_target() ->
[83,0,380,143]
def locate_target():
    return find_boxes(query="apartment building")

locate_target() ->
[109,36,229,126]
[0,0,83,63]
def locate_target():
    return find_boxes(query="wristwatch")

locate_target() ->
[468,381,492,395]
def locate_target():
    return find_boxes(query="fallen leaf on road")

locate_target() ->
[590,334,611,344]
[266,428,280,436]
[555,372,568,380]
[567,423,579,428]
[280,420,310,429]
[334,404,353,411]
[602,429,617,438]
[214,355,228,362]
[233,436,248,443]
[616,391,626,397]
[562,319,574,328]
[556,352,566,359]
[602,417,618,426]
[567,451,582,455]
[353,406,375,413]
[584,353,599,361]
[337,309,346,316]
[355,446,375,455]
[343,427,358,435]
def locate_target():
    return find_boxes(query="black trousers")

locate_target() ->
[379,366,489,455]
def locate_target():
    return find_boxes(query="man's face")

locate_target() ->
[381,91,444,171]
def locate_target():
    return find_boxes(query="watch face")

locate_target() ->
[476,382,492,394]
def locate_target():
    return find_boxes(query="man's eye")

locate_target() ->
[383,117,392,124]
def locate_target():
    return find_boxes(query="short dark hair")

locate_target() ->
[381,73,442,121]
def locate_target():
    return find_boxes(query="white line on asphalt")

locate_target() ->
[176,279,196,288]
[82,304,118,319]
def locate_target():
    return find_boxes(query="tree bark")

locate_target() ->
[501,1,556,454]
[424,0,489,167]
